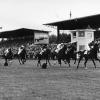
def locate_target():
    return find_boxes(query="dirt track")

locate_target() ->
[0,59,100,100]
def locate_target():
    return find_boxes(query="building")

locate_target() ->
[0,28,49,45]
[71,29,95,51]
[44,14,100,51]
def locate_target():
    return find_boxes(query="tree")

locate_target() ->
[49,35,57,44]
[59,33,71,43]
[49,33,71,44]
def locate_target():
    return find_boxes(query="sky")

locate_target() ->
[0,0,100,35]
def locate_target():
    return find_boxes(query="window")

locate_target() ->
[87,32,92,38]
[73,32,76,38]
[78,31,85,37]
[79,45,85,51]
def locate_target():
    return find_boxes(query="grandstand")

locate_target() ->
[0,28,49,47]
[0,28,49,58]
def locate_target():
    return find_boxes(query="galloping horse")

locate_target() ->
[77,41,100,69]
[36,45,51,67]
[3,48,13,66]
[56,43,77,67]
[66,44,77,64]
[50,50,57,60]
[17,46,27,64]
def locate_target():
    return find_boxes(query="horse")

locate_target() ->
[3,48,13,66]
[66,44,77,64]
[17,46,27,64]
[36,47,51,67]
[77,42,100,69]
[50,50,57,60]
[56,44,77,67]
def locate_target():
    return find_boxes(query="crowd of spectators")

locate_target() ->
[0,38,99,60]
[0,39,58,59]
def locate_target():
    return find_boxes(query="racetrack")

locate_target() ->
[0,59,100,100]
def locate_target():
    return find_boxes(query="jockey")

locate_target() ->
[18,45,24,54]
[55,43,64,53]
[4,48,13,59]
[4,48,9,56]
[84,43,93,55]
[40,45,47,55]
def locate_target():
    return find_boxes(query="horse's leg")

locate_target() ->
[91,58,96,68]
[20,56,24,64]
[37,59,41,67]
[4,58,8,66]
[23,55,26,63]
[24,56,26,62]
[84,57,88,69]
[73,57,77,64]
[19,58,21,64]
[18,57,22,64]
[58,58,61,66]
[47,59,51,66]
[71,54,76,64]
[66,59,70,67]
[21,57,24,64]
[73,54,77,64]
[22,59,24,64]
[77,56,83,69]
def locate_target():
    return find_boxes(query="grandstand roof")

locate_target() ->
[44,14,100,30]
[0,28,49,38]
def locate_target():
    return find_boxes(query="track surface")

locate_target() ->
[0,59,100,100]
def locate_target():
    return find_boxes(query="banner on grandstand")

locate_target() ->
[34,33,49,44]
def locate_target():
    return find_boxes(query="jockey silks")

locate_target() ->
[18,47,23,54]
[55,43,64,53]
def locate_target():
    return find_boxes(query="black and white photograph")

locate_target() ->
[0,0,100,100]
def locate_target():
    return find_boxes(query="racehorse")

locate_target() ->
[36,46,51,67]
[66,44,77,64]
[17,46,27,64]
[77,42,100,69]
[50,50,57,60]
[56,44,77,67]
[3,48,13,66]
